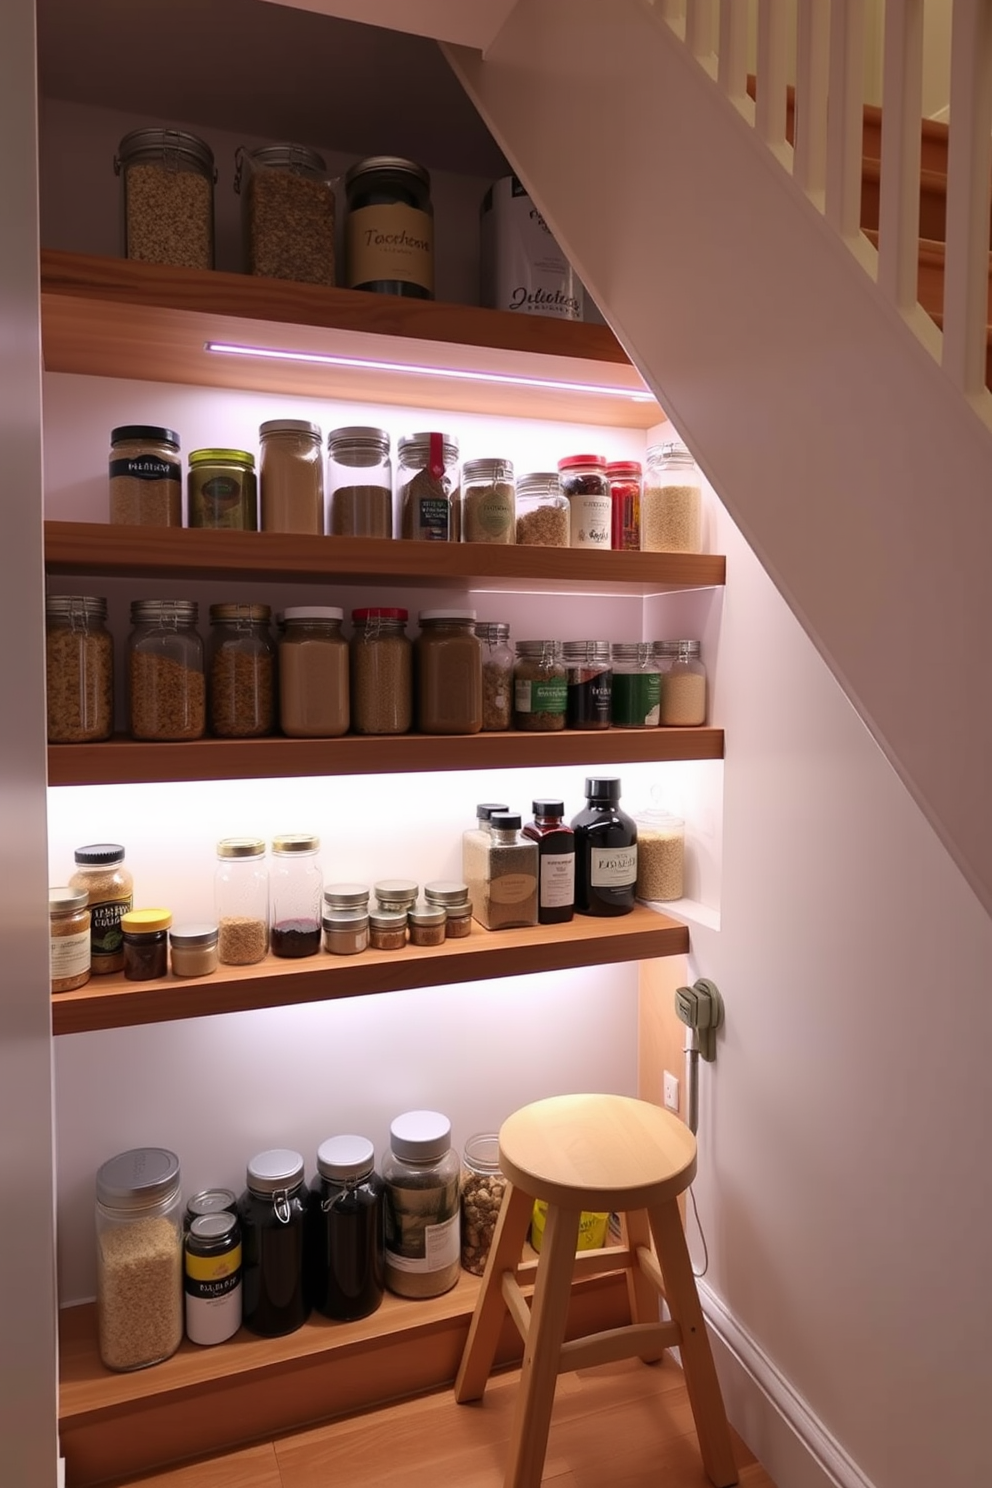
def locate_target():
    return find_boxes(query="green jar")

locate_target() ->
[610,642,660,728]
[188,448,257,529]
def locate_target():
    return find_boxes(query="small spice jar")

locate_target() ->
[215,838,268,965]
[460,458,515,544]
[398,433,459,541]
[49,887,91,993]
[416,610,482,734]
[478,813,539,930]
[515,472,570,547]
[324,883,371,913]
[235,143,335,284]
[513,640,567,731]
[279,607,350,738]
[558,454,611,549]
[187,449,257,530]
[184,1211,243,1347]
[350,607,412,736]
[185,1189,238,1228]
[208,603,275,738]
[69,843,133,975]
[270,834,323,958]
[309,1135,385,1322]
[238,1149,310,1337]
[660,639,707,726]
[607,460,642,551]
[109,426,182,527]
[642,441,703,553]
[114,128,215,269]
[327,426,392,538]
[344,156,434,298]
[563,639,612,730]
[374,879,418,915]
[128,599,205,741]
[322,909,369,956]
[45,595,114,745]
[169,922,219,978]
[382,1110,460,1298]
[633,808,685,902]
[460,1132,506,1276]
[477,621,513,731]
[610,642,661,728]
[259,419,324,534]
[369,909,408,951]
[408,901,447,947]
[95,1147,183,1372]
[424,880,472,939]
[121,908,171,981]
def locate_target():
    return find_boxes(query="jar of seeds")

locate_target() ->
[350,607,412,735]
[477,621,513,731]
[215,838,268,964]
[460,1133,506,1275]
[398,433,459,541]
[460,458,515,544]
[660,640,707,726]
[382,1111,460,1298]
[408,901,447,947]
[115,128,215,270]
[643,442,702,553]
[127,600,205,741]
[513,640,567,731]
[208,603,275,738]
[515,472,570,547]
[109,426,182,526]
[279,607,350,738]
[95,1147,184,1371]
[369,909,408,950]
[327,426,392,537]
[45,595,114,744]
[235,143,335,285]
[424,880,472,938]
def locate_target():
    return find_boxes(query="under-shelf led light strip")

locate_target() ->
[205,341,656,403]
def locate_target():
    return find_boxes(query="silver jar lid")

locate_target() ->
[242,142,327,174]
[188,1212,239,1244]
[475,621,510,644]
[322,909,369,930]
[130,599,198,625]
[516,472,564,500]
[324,883,370,909]
[259,419,322,439]
[646,440,695,467]
[419,609,476,624]
[369,909,409,931]
[423,880,471,908]
[515,639,563,659]
[316,1134,375,1183]
[562,639,610,662]
[246,1148,305,1197]
[389,1109,451,1163]
[462,458,514,484]
[116,127,215,175]
[283,606,343,624]
[374,878,418,903]
[96,1147,181,1210]
[46,595,108,621]
[408,901,447,927]
[327,426,390,460]
[345,156,431,191]
[399,433,458,465]
[49,886,89,915]
[208,603,271,624]
[610,641,655,662]
[186,1188,237,1219]
[169,922,219,948]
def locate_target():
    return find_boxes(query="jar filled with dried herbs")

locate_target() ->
[460,458,515,544]
[70,843,133,974]
[398,432,459,541]
[382,1111,460,1298]
[513,640,567,731]
[208,603,275,738]
[46,595,114,744]
[350,607,412,736]
[476,620,513,731]
[415,610,482,734]
[327,426,392,537]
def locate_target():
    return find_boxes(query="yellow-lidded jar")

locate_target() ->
[188,449,257,530]
[121,908,172,982]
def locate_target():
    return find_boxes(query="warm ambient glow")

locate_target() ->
[204,341,656,402]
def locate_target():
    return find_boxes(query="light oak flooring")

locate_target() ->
[107,1355,776,1488]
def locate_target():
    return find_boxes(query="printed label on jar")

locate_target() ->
[568,495,612,548]
[540,853,575,909]
[109,457,181,482]
[567,670,612,727]
[89,897,132,959]
[347,203,434,291]
[50,928,90,979]
[387,1211,460,1272]
[415,495,451,540]
[490,871,538,904]
[611,673,661,727]
[590,846,637,887]
[514,679,568,714]
[185,1246,243,1346]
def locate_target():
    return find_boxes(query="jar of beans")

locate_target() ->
[642,442,702,553]
[350,607,412,735]
[208,603,275,738]
[515,472,569,547]
[127,600,205,741]
[558,454,611,549]
[513,640,567,731]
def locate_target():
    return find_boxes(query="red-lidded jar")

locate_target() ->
[606,460,641,551]
[558,454,611,549]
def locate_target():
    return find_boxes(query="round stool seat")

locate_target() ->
[499,1093,697,1213]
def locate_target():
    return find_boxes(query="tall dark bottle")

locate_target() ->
[523,799,575,924]
[570,777,638,916]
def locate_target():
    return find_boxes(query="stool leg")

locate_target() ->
[647,1199,739,1488]
[455,1181,533,1404]
[504,1202,581,1488]
[621,1209,666,1362]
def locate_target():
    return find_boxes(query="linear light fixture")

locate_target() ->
[204,341,656,402]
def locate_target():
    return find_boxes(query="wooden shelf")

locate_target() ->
[51,906,689,1034]
[40,249,662,427]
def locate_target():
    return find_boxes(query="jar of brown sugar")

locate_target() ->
[50,887,91,993]
[259,419,324,534]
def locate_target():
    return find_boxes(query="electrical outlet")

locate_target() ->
[663,1070,680,1112]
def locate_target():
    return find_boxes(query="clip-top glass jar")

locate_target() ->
[208,603,275,738]
[344,156,434,299]
[643,442,702,553]
[308,1135,385,1322]
[215,837,268,965]
[279,607,350,738]
[95,1147,183,1371]
[477,621,513,731]
[270,833,323,959]
[327,426,392,537]
[461,458,515,544]
[558,454,611,549]
[45,595,114,744]
[610,642,661,728]
[234,142,335,285]
[115,128,215,269]
[109,426,182,526]
[238,1149,310,1337]
[415,610,482,734]
[350,607,412,736]
[382,1110,461,1298]
[660,639,707,725]
[513,640,567,731]
[515,472,570,547]
[398,433,459,541]
[128,599,205,741]
[562,639,612,730]
[460,1133,506,1276]
[259,419,324,534]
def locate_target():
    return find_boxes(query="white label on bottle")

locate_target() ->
[387,1211,460,1273]
[541,853,575,908]
[590,845,637,887]
[185,1277,242,1347]
[490,871,538,904]
[50,928,90,979]
[568,494,612,548]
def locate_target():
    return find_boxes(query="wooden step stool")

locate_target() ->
[454,1093,739,1488]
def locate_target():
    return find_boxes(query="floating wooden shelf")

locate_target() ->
[51,906,689,1034]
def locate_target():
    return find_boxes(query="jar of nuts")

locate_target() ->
[476,621,513,731]
[515,471,570,547]
[460,1132,506,1276]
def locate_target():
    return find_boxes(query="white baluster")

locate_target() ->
[686,0,715,57]
[718,0,750,104]
[794,0,830,203]
[825,0,866,239]
[756,0,790,151]
[877,0,925,309]
[942,0,992,397]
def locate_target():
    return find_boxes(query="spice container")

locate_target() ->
[279,607,350,738]
[460,458,515,544]
[259,420,324,534]
[415,610,482,734]
[513,640,567,731]
[169,923,220,978]
[95,1146,183,1371]
[398,433,459,541]
[374,879,418,915]
[345,156,434,299]
[109,426,182,526]
[186,1189,238,1227]
[571,777,638,917]
[563,639,612,730]
[235,143,335,284]
[558,454,611,549]
[369,909,408,950]
[49,887,91,993]
[270,834,323,958]
[69,843,133,974]
[308,1135,385,1321]
[238,1149,310,1337]
[115,128,215,269]
[523,800,575,924]
[382,1110,460,1298]
[515,471,570,547]
[610,642,661,728]
[461,803,509,925]
[208,603,275,738]
[121,908,171,981]
[460,1133,506,1276]
[607,460,642,551]
[184,1212,242,1347]
[474,812,539,930]
[660,639,707,725]
[128,599,205,741]
[642,442,702,553]
[187,449,257,530]
[215,838,268,965]
[633,809,685,902]
[477,621,513,731]
[327,426,392,537]
[322,909,369,956]
[408,901,447,946]
[424,880,472,939]
[349,607,412,735]
[45,595,114,744]
[324,883,371,913]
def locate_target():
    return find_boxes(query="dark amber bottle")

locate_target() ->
[523,799,575,924]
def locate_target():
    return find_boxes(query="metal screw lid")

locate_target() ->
[408,901,447,926]
[188,1212,239,1244]
[259,419,322,438]
[169,922,219,947]
[389,1109,451,1163]
[242,142,327,173]
[186,1188,237,1219]
[129,599,199,625]
[96,1147,181,1209]
[115,128,214,175]
[345,156,431,191]
[283,606,343,623]
[374,878,418,902]
[423,880,471,907]
[515,639,563,658]
[419,609,476,624]
[49,886,89,913]
[324,883,371,909]
[562,639,610,661]
[246,1148,305,1196]
[271,834,319,854]
[216,837,265,859]
[398,433,458,464]
[516,472,564,500]
[369,909,409,930]
[209,603,271,624]
[475,621,510,643]
[463,458,514,483]
[316,1134,375,1183]
[646,440,695,466]
[327,426,391,458]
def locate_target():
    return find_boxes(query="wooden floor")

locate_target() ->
[106,1355,776,1488]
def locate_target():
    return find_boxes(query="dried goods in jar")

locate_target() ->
[659,641,707,726]
[218,916,268,965]
[45,595,114,743]
[115,129,215,271]
[236,144,335,285]
[398,433,458,541]
[327,426,392,537]
[460,458,515,544]
[460,1134,506,1276]
[49,887,91,993]
[558,453,611,549]
[477,620,513,731]
[634,812,685,901]
[98,1217,184,1370]
[208,603,275,739]
[128,599,205,741]
[642,442,702,553]
[109,426,182,527]
[350,607,412,735]
[279,607,350,738]
[69,844,133,975]
[515,471,570,547]
[513,640,567,731]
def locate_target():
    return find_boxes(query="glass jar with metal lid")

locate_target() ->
[270,833,323,959]
[369,908,408,951]
[416,610,482,733]
[109,426,182,526]
[49,886,91,993]
[460,1133,506,1276]
[558,454,611,549]
[398,433,459,541]
[606,459,642,551]
[207,603,275,738]
[515,471,570,547]
[350,607,412,735]
[127,599,205,741]
[121,908,171,981]
[259,419,324,534]
[114,128,216,269]
[423,880,472,939]
[477,620,513,731]
[95,1146,183,1371]
[563,639,612,730]
[309,1135,385,1321]
[69,843,133,975]
[322,907,370,956]
[642,441,702,553]
[327,426,392,537]
[659,639,707,726]
[610,641,661,728]
[279,606,349,738]
[188,449,257,530]
[460,458,515,544]
[513,640,567,731]
[382,1110,460,1298]
[238,1149,310,1337]
[374,879,418,915]
[344,156,434,299]
[184,1211,243,1346]
[234,143,335,284]
[215,837,268,966]
[45,595,114,744]
[408,900,447,947]
[169,922,219,978]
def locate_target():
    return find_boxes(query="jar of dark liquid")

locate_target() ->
[308,1135,385,1322]
[238,1149,310,1337]
[344,156,434,299]
[270,833,323,957]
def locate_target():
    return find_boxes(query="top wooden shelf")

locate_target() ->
[40,250,663,428]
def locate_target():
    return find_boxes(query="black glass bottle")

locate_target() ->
[307,1134,385,1322]
[523,799,575,924]
[238,1148,310,1337]
[570,777,638,917]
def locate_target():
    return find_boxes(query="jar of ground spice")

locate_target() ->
[259,420,324,534]
[279,607,350,738]
[208,603,275,738]
[187,449,257,530]
[424,881,472,938]
[49,887,91,993]
[513,640,567,731]
[45,595,114,744]
[350,607,412,735]
[95,1146,184,1371]
[515,472,570,547]
[235,143,335,285]
[374,879,418,915]
[115,128,215,270]
[109,426,182,526]
[327,426,393,537]
[369,909,408,951]
[460,458,515,544]
[169,922,220,978]
[322,909,369,956]
[408,900,447,947]
[121,909,171,981]
[69,844,134,975]
[127,599,205,741]
[415,610,482,734]
[270,834,323,958]
[215,838,268,965]
[476,621,513,731]
[398,433,459,541]
[558,454,611,549]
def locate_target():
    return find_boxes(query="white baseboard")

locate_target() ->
[698,1282,876,1488]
